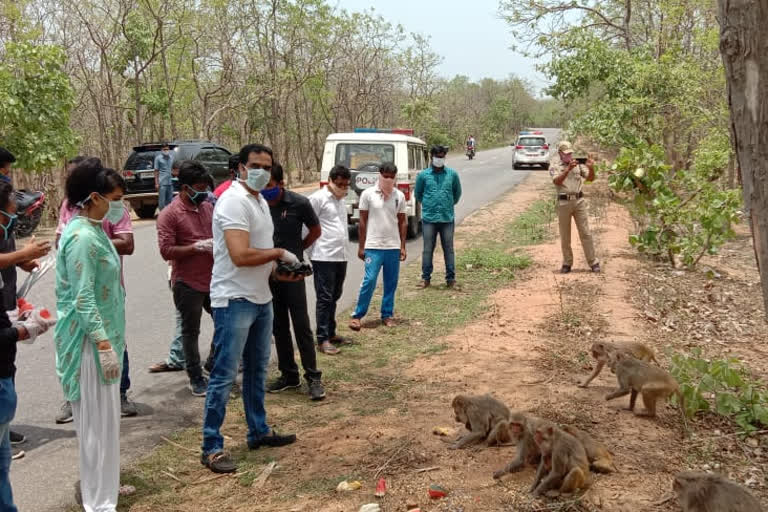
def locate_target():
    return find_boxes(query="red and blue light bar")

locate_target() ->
[354,128,414,135]
[519,131,544,135]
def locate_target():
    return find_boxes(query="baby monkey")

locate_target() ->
[580,341,658,388]
[450,394,511,449]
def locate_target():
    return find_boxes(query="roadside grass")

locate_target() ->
[105,189,557,511]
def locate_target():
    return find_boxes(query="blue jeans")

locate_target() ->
[202,299,273,455]
[0,378,17,512]
[352,249,400,320]
[421,221,456,282]
[158,184,173,211]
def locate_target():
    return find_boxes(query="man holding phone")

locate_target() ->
[551,141,600,274]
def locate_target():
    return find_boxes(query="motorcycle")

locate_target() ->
[14,190,45,238]
[466,146,475,160]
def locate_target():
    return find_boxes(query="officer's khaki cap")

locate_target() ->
[558,141,573,154]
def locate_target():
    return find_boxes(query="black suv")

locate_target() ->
[122,140,232,218]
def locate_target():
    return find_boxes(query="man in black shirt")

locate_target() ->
[263,164,325,401]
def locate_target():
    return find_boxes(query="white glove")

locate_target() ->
[98,347,121,379]
[278,249,299,265]
[16,320,44,345]
[194,238,214,253]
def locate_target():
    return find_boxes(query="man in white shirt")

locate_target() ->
[201,144,299,474]
[307,165,352,355]
[348,163,407,331]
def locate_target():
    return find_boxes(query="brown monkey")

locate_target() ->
[673,471,764,511]
[450,394,511,449]
[605,351,685,419]
[561,425,616,474]
[579,341,658,388]
[531,424,590,496]
[492,413,550,479]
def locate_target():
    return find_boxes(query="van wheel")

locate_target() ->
[513,163,521,170]
[348,225,358,241]
[542,163,550,171]
[407,213,421,239]
[135,204,157,219]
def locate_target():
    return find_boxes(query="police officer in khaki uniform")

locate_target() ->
[551,141,600,273]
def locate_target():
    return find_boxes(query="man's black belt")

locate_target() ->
[558,192,583,201]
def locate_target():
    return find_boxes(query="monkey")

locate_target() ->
[560,425,616,474]
[531,424,591,497]
[605,351,685,422]
[673,471,764,511]
[492,413,551,479]
[450,394,511,449]
[579,341,658,388]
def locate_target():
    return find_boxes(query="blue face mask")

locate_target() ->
[0,210,17,240]
[0,175,10,184]
[186,186,209,205]
[261,186,281,202]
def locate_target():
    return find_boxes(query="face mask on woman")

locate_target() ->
[105,198,125,224]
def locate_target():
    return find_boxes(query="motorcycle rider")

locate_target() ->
[466,135,476,152]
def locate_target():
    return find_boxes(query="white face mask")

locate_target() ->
[432,157,446,168]
[162,149,170,156]
[239,167,271,192]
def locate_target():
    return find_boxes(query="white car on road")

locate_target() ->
[512,131,551,170]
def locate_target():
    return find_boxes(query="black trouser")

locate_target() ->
[311,261,347,344]
[270,279,321,382]
[172,281,211,381]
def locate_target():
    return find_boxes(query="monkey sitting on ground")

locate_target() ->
[674,471,764,511]
[531,424,591,497]
[492,412,551,479]
[605,351,685,419]
[579,341,658,388]
[450,394,511,449]
[561,425,616,474]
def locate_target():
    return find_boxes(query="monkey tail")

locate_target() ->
[650,353,659,364]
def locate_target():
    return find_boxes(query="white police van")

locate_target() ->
[319,128,428,238]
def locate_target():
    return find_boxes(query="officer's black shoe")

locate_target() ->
[591,263,601,273]
[560,265,572,274]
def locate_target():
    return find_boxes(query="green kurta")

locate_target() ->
[54,216,126,402]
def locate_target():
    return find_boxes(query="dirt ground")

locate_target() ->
[131,172,767,512]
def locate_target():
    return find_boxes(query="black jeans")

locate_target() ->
[172,281,212,381]
[311,261,347,344]
[270,279,321,382]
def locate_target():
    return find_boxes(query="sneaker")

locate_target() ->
[416,280,430,289]
[446,280,457,289]
[9,431,25,445]
[308,379,326,401]
[55,401,73,424]
[189,376,208,397]
[11,448,24,460]
[591,263,601,273]
[248,429,296,450]
[560,265,572,274]
[267,375,301,393]
[120,395,138,417]
[201,451,236,474]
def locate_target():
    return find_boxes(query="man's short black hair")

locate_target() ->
[430,145,448,156]
[66,158,126,205]
[0,181,13,212]
[161,141,170,149]
[270,163,284,183]
[379,162,398,175]
[178,160,211,187]
[0,147,16,168]
[67,155,87,166]
[239,144,273,165]
[329,165,351,181]
[228,154,240,171]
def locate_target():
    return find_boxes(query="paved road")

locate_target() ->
[11,129,560,511]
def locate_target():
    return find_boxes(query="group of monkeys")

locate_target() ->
[449,341,764,511]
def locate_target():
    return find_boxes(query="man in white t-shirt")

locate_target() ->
[201,144,299,474]
[348,163,407,331]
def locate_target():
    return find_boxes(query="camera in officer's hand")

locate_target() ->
[575,156,588,164]
[276,260,313,280]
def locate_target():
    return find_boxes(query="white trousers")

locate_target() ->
[72,342,120,512]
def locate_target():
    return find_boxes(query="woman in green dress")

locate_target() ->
[54,159,127,512]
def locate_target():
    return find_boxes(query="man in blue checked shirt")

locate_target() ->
[414,145,462,289]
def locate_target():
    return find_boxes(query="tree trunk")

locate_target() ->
[718,0,768,314]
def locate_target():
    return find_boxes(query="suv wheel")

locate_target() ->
[406,206,422,239]
[542,163,550,171]
[135,204,157,219]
